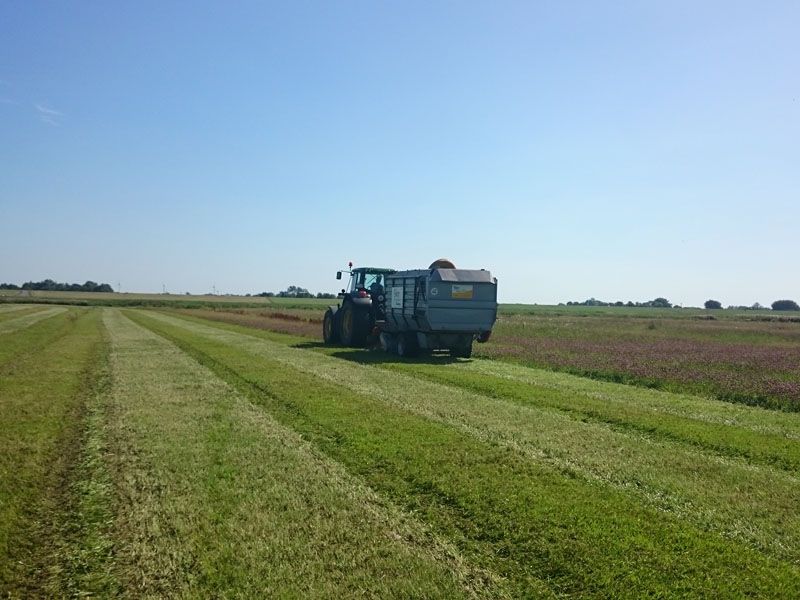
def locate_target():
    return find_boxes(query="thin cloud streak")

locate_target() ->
[35,103,63,116]
[35,102,64,125]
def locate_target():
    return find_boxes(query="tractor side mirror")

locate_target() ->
[336,271,342,280]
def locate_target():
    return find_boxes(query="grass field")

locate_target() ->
[2,304,800,597]
[0,289,333,310]
[172,304,800,411]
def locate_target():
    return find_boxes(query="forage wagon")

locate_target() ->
[322,259,498,358]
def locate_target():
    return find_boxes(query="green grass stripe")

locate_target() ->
[102,309,487,598]
[0,306,67,335]
[140,310,800,562]
[130,310,800,597]
[41,331,119,598]
[0,309,104,595]
[0,305,47,323]
[349,353,800,472]
[0,303,33,313]
[0,309,85,369]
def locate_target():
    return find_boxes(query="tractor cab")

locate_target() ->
[337,266,395,301]
[325,264,395,346]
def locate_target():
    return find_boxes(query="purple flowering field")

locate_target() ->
[478,314,800,410]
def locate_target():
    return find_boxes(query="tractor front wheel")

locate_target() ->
[322,308,338,345]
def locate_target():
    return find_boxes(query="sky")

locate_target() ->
[1,1,798,306]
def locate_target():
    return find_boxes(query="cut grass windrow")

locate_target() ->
[142,311,800,562]
[0,305,47,323]
[340,351,800,472]
[0,308,104,596]
[101,309,486,598]
[0,304,30,312]
[130,309,800,597]
[0,308,88,370]
[0,306,67,335]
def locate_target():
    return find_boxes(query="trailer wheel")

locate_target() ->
[452,339,473,358]
[323,309,339,345]
[396,333,418,358]
[380,332,398,354]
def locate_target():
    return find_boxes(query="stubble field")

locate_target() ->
[1,302,799,597]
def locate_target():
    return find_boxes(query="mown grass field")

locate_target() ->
[174,304,800,411]
[2,303,800,597]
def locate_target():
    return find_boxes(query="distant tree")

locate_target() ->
[751,302,764,310]
[704,299,722,310]
[0,283,20,290]
[772,299,800,311]
[316,292,337,299]
[650,297,672,308]
[278,285,312,298]
[15,279,113,292]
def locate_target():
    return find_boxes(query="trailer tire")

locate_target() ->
[323,308,339,345]
[453,339,473,358]
[396,333,418,358]
[380,332,398,354]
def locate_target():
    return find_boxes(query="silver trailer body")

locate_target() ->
[382,268,497,354]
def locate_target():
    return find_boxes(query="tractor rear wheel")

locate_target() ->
[322,308,338,345]
[339,303,369,347]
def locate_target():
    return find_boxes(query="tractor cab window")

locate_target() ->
[364,273,384,291]
[347,271,363,293]
[348,271,385,295]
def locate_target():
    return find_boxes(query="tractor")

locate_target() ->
[322,263,396,347]
[323,260,498,357]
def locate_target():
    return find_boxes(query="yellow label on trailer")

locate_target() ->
[451,284,474,299]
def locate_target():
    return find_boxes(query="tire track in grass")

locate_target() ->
[102,309,498,599]
[0,306,67,335]
[0,309,104,596]
[139,310,800,564]
[42,334,119,598]
[129,310,800,597]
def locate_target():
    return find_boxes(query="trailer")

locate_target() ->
[323,259,498,358]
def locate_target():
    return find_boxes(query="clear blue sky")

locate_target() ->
[1,1,797,305]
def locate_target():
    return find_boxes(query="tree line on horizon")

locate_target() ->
[247,285,337,299]
[565,297,800,311]
[0,279,114,293]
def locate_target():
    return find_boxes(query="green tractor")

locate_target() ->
[322,264,396,347]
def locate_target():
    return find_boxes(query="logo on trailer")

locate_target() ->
[391,287,403,309]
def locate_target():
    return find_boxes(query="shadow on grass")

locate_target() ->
[292,341,467,366]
